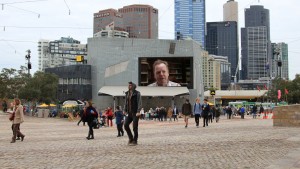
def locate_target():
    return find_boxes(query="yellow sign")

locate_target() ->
[76,55,84,62]
[210,90,216,96]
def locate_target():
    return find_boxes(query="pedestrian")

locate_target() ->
[167,107,173,122]
[106,107,113,127]
[202,99,210,127]
[172,105,179,122]
[114,106,124,137]
[252,105,257,119]
[10,98,25,143]
[193,98,202,128]
[215,105,221,122]
[208,105,215,123]
[77,107,86,126]
[182,99,192,128]
[2,100,8,112]
[140,108,145,120]
[240,106,245,119]
[226,106,233,119]
[259,105,265,117]
[124,82,142,146]
[85,101,98,140]
[8,102,21,141]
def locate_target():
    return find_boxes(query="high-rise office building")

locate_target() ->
[119,5,158,39]
[223,0,238,22]
[241,5,271,80]
[175,0,206,47]
[93,9,124,34]
[272,43,289,80]
[206,21,238,82]
[94,5,158,39]
[38,37,87,71]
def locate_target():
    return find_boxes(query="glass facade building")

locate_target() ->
[241,5,271,80]
[175,0,205,47]
[206,21,238,81]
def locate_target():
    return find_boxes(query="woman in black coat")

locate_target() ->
[84,101,98,140]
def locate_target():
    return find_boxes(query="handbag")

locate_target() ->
[9,112,15,121]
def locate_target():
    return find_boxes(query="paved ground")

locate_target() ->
[0,112,300,169]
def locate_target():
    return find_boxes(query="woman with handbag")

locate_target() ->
[10,98,25,143]
[85,101,98,140]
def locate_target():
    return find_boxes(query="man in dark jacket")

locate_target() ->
[181,99,192,128]
[124,82,142,146]
[202,99,210,127]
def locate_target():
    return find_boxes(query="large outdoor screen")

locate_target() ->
[138,57,193,89]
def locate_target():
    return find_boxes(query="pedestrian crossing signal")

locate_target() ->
[76,55,84,62]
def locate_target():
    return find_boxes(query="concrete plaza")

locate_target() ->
[0,112,300,169]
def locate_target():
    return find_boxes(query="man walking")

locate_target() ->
[202,99,210,127]
[193,98,202,128]
[182,99,192,128]
[124,82,142,146]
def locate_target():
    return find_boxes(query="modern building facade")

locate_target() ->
[119,5,158,39]
[223,0,238,22]
[175,0,206,47]
[94,5,158,39]
[87,37,205,110]
[94,29,129,38]
[241,5,272,80]
[38,37,87,71]
[272,42,289,80]
[45,65,92,102]
[202,52,231,90]
[93,9,124,34]
[206,21,238,80]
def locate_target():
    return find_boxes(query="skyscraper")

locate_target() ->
[93,9,124,34]
[241,5,271,80]
[206,21,238,83]
[93,5,159,39]
[119,5,158,39]
[223,0,238,22]
[175,0,206,47]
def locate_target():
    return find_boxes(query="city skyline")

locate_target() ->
[0,0,299,80]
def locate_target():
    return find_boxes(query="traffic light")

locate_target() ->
[277,61,282,67]
[210,90,216,96]
[76,55,84,62]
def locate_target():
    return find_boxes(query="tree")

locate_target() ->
[18,71,58,103]
[0,67,29,99]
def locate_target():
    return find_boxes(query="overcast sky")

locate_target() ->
[0,0,299,80]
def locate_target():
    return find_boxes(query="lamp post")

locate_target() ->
[25,49,31,76]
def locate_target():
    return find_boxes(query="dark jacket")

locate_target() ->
[172,107,179,115]
[182,102,192,116]
[85,106,98,122]
[202,103,210,117]
[115,110,124,124]
[124,83,142,116]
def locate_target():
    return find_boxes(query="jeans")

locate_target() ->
[124,115,139,142]
[194,114,201,126]
[87,121,94,138]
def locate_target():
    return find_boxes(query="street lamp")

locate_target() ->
[25,49,31,76]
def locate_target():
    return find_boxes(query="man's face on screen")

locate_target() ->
[154,63,169,86]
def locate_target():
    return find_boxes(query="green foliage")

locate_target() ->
[0,68,58,103]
